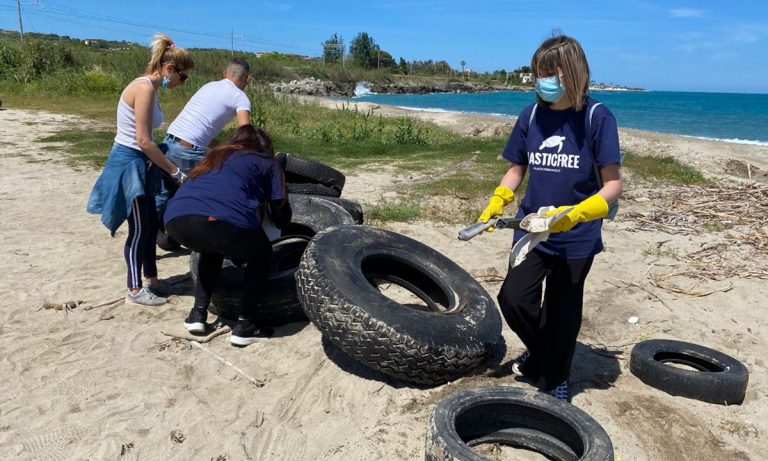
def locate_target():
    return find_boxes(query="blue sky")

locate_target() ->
[1,0,766,93]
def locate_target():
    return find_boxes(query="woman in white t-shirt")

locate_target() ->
[87,33,194,306]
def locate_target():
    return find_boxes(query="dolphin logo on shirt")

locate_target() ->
[539,135,566,153]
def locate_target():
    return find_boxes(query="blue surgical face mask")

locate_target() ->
[535,75,565,103]
[161,74,171,89]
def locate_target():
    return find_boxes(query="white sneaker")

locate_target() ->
[126,287,167,306]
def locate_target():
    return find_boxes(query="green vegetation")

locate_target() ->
[0,31,702,224]
[623,149,706,184]
[367,202,422,223]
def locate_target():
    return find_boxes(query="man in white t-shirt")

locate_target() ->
[156,57,252,221]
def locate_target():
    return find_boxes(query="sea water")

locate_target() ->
[348,89,768,146]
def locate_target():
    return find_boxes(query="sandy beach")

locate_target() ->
[1,102,767,460]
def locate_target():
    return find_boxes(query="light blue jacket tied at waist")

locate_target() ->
[87,143,165,236]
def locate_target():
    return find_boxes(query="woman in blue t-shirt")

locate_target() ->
[164,125,291,346]
[477,34,624,401]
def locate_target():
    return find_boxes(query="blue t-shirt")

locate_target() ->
[501,97,621,259]
[164,150,287,230]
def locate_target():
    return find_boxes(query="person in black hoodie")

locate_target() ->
[164,124,291,346]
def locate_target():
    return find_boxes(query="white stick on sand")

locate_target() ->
[189,340,265,387]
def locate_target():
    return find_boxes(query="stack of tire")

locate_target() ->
[188,152,363,326]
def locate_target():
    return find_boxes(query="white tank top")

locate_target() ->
[114,77,164,151]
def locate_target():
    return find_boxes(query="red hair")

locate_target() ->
[188,125,275,179]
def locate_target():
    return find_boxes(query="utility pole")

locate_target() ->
[17,0,24,44]
[231,28,234,56]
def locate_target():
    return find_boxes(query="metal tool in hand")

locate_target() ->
[457,217,524,241]
[457,206,574,268]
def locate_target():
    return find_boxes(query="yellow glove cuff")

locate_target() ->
[493,186,515,205]
[579,194,609,221]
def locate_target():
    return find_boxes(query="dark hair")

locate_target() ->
[188,125,274,179]
[226,57,250,78]
[531,34,590,111]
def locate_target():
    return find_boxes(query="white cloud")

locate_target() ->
[669,8,704,18]
[728,24,768,44]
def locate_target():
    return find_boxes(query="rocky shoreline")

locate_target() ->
[270,77,527,98]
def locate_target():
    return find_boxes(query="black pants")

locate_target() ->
[166,216,272,320]
[125,194,159,289]
[497,248,594,391]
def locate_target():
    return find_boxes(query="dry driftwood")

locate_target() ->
[624,181,768,284]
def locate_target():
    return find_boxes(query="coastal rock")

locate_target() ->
[270,77,356,97]
[369,80,494,95]
[270,77,528,97]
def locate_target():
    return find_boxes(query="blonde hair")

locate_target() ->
[531,34,590,111]
[145,33,194,75]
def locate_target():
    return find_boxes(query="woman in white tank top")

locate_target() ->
[87,33,194,306]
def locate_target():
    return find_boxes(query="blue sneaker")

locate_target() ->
[548,381,570,402]
[511,350,530,377]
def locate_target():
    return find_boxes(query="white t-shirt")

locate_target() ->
[167,79,251,148]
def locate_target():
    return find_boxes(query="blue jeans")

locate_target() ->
[155,134,206,219]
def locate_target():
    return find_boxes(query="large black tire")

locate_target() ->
[426,387,614,461]
[156,229,181,252]
[286,182,342,198]
[629,339,749,405]
[296,225,502,385]
[291,194,364,224]
[189,236,310,324]
[276,152,346,192]
[283,194,357,238]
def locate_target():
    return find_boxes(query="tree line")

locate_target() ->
[322,32,531,83]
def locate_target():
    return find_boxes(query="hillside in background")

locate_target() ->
[0,30,530,98]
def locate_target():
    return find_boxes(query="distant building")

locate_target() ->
[83,39,103,47]
[519,72,533,84]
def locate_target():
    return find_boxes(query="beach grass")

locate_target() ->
[2,50,710,226]
[623,149,706,184]
[37,130,116,166]
[366,202,422,222]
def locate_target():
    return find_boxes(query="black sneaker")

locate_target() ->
[184,308,207,334]
[511,350,530,377]
[230,319,274,346]
[547,380,571,403]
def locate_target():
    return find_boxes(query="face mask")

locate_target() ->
[535,75,565,103]
[161,74,171,89]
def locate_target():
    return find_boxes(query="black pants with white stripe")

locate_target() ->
[124,194,159,290]
[497,248,594,392]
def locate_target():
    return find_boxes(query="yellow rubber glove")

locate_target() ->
[546,194,609,233]
[478,186,515,231]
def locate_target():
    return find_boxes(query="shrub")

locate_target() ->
[0,46,21,78]
[16,40,79,82]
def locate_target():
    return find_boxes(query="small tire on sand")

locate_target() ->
[426,387,613,461]
[630,339,749,405]
[296,225,501,385]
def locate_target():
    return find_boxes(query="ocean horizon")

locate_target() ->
[347,87,768,146]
